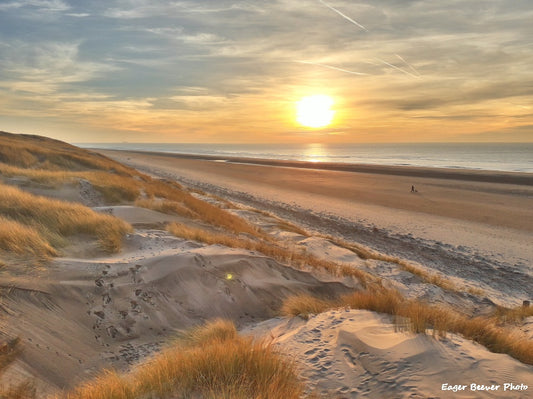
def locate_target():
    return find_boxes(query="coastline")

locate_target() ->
[94,149,533,186]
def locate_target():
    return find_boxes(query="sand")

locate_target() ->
[245,309,533,398]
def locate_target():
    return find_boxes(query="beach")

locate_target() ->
[98,149,533,307]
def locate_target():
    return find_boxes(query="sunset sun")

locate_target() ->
[296,95,335,128]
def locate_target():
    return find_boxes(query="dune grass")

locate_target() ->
[326,236,486,294]
[62,319,304,399]
[0,217,58,259]
[0,184,132,255]
[281,289,533,365]
[0,163,264,236]
[492,304,533,324]
[167,222,375,287]
[0,163,141,204]
[0,131,140,176]
[0,131,264,263]
[135,198,198,219]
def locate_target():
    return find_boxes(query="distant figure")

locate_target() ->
[411,185,417,193]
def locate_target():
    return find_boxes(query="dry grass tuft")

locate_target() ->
[0,164,141,203]
[281,294,336,320]
[492,304,533,324]
[0,184,132,255]
[135,198,197,219]
[62,319,304,399]
[328,237,481,294]
[282,289,533,365]
[0,217,58,258]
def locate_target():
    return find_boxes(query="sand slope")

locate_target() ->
[0,229,351,395]
[247,310,533,398]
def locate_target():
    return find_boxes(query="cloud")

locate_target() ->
[0,41,118,95]
[0,0,532,142]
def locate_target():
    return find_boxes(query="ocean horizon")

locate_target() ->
[77,142,533,173]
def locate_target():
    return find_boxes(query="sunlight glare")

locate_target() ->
[296,95,335,128]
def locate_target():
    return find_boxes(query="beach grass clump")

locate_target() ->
[135,198,198,219]
[0,184,132,254]
[142,178,263,237]
[281,294,336,320]
[492,304,533,324]
[0,163,141,203]
[62,319,304,399]
[0,217,58,259]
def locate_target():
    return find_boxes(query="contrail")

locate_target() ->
[395,54,420,76]
[318,0,368,32]
[376,58,419,78]
[298,60,368,76]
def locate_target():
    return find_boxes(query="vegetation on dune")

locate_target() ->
[0,131,261,234]
[0,131,260,261]
[62,319,304,399]
[492,304,533,324]
[281,289,533,366]
[0,184,132,256]
[0,131,139,176]
[0,216,58,258]
[326,235,485,295]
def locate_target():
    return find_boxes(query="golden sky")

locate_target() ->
[0,0,532,143]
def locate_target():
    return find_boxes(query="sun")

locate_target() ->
[296,95,335,128]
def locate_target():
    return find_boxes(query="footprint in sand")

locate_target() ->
[106,326,118,338]
[102,293,111,305]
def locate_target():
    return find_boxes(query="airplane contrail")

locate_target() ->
[297,60,368,76]
[395,54,421,76]
[318,0,368,32]
[376,58,419,78]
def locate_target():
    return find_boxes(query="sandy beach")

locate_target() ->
[98,149,533,306]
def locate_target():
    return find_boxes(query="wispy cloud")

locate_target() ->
[395,54,420,77]
[297,60,368,76]
[0,0,69,12]
[318,0,368,32]
[375,58,420,79]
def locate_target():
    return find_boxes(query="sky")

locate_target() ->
[0,0,532,143]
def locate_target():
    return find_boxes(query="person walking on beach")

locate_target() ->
[411,185,417,193]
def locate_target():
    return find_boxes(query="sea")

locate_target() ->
[78,142,533,173]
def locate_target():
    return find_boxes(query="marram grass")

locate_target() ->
[61,319,304,399]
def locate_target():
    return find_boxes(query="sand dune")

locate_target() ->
[0,225,351,395]
[247,309,533,398]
